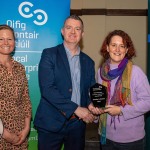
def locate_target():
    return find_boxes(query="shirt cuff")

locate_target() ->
[0,119,4,137]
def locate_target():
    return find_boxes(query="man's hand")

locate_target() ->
[74,106,95,123]
[88,103,105,115]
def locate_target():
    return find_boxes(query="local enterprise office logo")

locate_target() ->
[18,1,48,26]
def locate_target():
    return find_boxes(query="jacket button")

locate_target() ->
[69,88,72,92]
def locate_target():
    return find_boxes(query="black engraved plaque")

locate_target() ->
[90,83,107,108]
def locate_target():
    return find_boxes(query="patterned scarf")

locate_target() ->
[98,58,133,144]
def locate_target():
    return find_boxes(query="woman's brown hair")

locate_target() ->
[100,30,136,60]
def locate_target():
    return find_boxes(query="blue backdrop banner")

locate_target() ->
[0,0,70,149]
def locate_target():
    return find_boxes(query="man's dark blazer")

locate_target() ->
[34,44,95,132]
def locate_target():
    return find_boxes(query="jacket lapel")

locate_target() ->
[80,52,86,93]
[58,44,72,83]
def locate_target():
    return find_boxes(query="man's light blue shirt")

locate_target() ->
[64,45,81,106]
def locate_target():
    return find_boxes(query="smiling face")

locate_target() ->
[107,35,128,64]
[61,18,84,46]
[0,29,15,56]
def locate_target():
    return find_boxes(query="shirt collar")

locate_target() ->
[63,43,80,57]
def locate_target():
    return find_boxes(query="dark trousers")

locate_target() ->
[38,118,86,150]
[101,137,145,150]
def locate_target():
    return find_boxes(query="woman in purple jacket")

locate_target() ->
[90,30,150,150]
